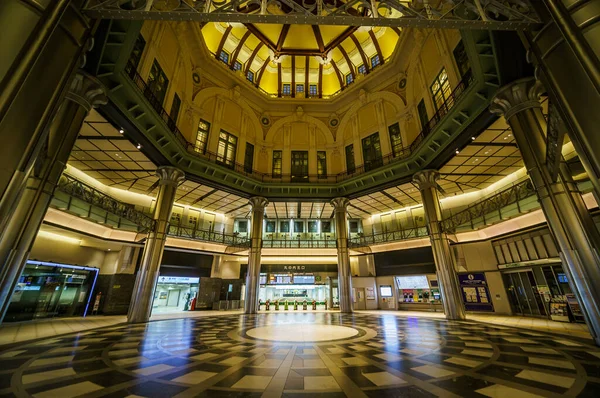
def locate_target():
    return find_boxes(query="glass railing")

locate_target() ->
[123,63,475,184]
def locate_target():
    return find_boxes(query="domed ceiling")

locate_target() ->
[201,16,401,98]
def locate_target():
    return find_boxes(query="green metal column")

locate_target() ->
[522,0,600,200]
[127,167,185,324]
[491,77,600,346]
[0,71,107,322]
[0,0,93,233]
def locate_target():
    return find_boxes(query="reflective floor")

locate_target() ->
[1,312,599,397]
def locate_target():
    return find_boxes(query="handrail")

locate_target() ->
[167,224,251,248]
[349,226,430,247]
[441,179,537,233]
[262,239,337,249]
[57,174,154,231]
[124,62,475,184]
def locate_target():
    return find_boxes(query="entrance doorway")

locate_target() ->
[152,276,199,314]
[503,270,546,316]
[354,288,366,310]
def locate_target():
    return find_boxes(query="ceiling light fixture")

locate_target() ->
[471,136,475,140]
[455,149,460,154]
[119,128,124,134]
[136,144,142,149]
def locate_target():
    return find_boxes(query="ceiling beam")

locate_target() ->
[350,34,370,72]
[368,29,384,66]
[230,30,251,68]
[244,42,264,75]
[318,64,323,98]
[324,26,359,52]
[215,25,232,59]
[244,24,276,51]
[330,60,343,88]
[256,56,270,86]
[305,56,309,96]
[468,142,519,147]
[338,46,355,81]
[291,55,296,97]
[391,27,402,37]
[312,25,325,53]
[276,24,290,52]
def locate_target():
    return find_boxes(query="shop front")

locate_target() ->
[5,260,99,322]
[500,261,585,323]
[152,276,199,314]
[257,264,338,310]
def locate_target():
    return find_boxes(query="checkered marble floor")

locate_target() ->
[1,312,599,397]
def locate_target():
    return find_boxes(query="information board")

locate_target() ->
[293,275,315,284]
[395,275,430,289]
[457,273,494,312]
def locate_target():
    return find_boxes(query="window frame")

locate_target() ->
[370,54,381,68]
[128,34,146,71]
[362,132,383,171]
[357,64,367,75]
[195,119,210,154]
[218,50,230,64]
[272,150,282,178]
[244,142,254,173]
[345,73,354,85]
[291,150,309,182]
[430,67,452,111]
[232,60,243,71]
[282,83,291,96]
[216,129,238,168]
[345,144,355,174]
[147,59,169,105]
[317,151,327,179]
[309,84,318,97]
[417,99,429,131]
[388,122,402,158]
[247,70,255,82]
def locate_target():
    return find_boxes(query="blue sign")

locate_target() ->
[458,273,494,312]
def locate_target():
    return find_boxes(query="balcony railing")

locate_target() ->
[262,239,337,249]
[55,174,154,232]
[124,63,474,184]
[441,179,538,233]
[167,225,250,248]
[349,226,430,247]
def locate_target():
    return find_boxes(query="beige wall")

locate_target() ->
[453,240,512,315]
[30,234,107,270]
[352,276,378,310]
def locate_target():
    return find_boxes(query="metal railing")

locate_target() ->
[55,174,154,231]
[441,179,538,233]
[124,63,474,184]
[349,226,430,248]
[262,239,337,249]
[167,225,250,248]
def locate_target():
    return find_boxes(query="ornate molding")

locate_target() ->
[65,71,108,112]
[249,196,269,210]
[156,166,185,187]
[413,170,440,191]
[490,77,545,120]
[331,197,350,211]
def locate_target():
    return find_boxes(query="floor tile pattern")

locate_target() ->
[0,312,599,397]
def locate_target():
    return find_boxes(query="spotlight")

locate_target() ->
[119,128,124,134]
[471,136,475,140]
[136,144,142,149]
[455,149,460,154]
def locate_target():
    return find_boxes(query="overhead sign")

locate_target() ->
[258,264,338,273]
[157,276,200,284]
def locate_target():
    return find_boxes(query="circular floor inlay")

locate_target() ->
[246,324,359,342]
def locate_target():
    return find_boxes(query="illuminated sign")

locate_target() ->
[157,276,200,284]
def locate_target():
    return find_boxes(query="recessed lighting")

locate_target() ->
[107,248,111,251]
[136,144,142,149]
[119,128,124,134]
[471,137,475,140]
[455,150,460,154]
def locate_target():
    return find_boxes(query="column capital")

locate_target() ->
[65,71,108,112]
[156,166,185,187]
[413,170,440,191]
[490,77,545,120]
[248,196,268,210]
[331,197,350,211]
